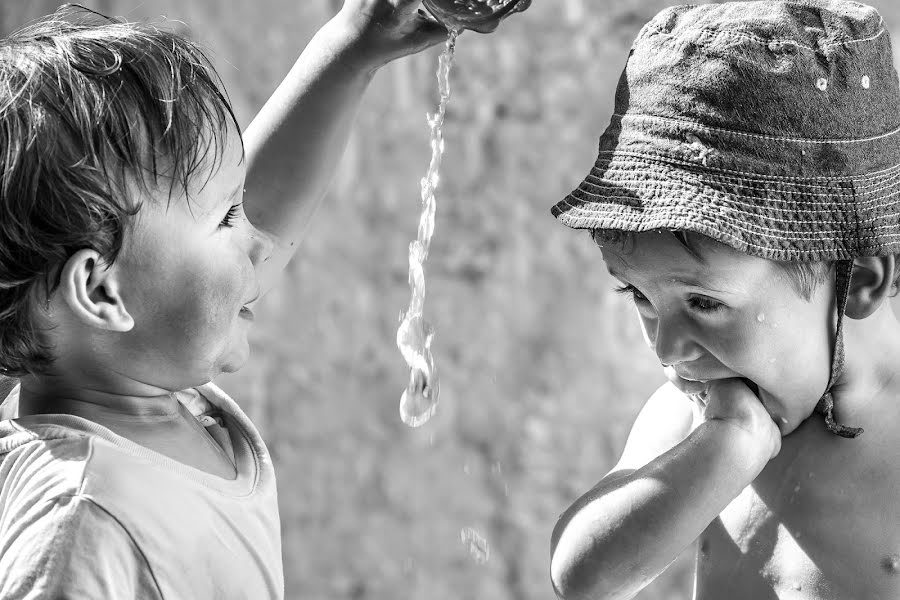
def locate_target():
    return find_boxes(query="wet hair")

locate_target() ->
[590,228,833,301]
[0,4,242,377]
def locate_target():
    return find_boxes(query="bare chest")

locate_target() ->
[694,420,900,599]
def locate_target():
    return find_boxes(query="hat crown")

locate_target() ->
[618,0,900,143]
[553,1,900,262]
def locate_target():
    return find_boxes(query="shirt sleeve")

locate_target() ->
[0,377,19,420]
[0,494,164,600]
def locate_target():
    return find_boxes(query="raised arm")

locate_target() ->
[550,379,780,600]
[240,1,448,297]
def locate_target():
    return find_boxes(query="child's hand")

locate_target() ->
[422,0,532,34]
[664,368,782,461]
[334,0,452,72]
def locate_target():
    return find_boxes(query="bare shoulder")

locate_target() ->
[610,382,699,474]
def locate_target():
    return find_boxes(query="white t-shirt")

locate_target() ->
[0,382,284,599]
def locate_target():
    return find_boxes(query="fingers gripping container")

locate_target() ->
[422,0,530,32]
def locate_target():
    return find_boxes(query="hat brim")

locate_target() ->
[552,151,900,262]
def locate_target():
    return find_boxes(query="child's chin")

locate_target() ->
[218,346,251,375]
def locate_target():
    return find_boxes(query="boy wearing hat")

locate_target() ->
[550,1,900,599]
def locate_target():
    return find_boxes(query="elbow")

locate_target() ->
[550,521,636,600]
[550,520,597,600]
[551,544,604,600]
[550,550,584,600]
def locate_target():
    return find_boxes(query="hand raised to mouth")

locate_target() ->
[664,366,782,455]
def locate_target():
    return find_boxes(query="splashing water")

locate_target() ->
[460,526,490,564]
[397,30,459,427]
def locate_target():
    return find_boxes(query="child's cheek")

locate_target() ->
[149,274,238,353]
[741,309,829,410]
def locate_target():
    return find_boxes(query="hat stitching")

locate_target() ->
[586,159,900,190]
[559,189,900,237]
[584,164,900,195]
[562,197,900,240]
[577,183,900,217]
[556,213,849,257]
[584,172,900,197]
[577,171,900,213]
[643,20,884,51]
[592,151,900,182]
[818,25,885,48]
[611,113,900,145]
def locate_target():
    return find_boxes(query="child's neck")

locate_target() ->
[17,373,182,421]
[831,302,900,429]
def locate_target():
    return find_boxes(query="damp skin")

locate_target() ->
[598,231,833,434]
[554,231,900,597]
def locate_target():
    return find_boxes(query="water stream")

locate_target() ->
[396,30,459,427]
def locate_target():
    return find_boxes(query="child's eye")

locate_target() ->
[687,295,724,312]
[614,285,724,313]
[614,284,648,303]
[220,203,243,228]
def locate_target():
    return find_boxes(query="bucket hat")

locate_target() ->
[552,0,900,437]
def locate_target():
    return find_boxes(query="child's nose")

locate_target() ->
[647,311,700,367]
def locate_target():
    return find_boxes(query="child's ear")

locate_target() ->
[57,249,135,332]
[845,255,898,319]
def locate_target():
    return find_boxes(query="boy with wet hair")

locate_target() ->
[550,1,900,599]
[0,1,495,597]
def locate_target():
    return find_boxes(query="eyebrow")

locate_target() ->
[606,267,731,294]
[195,184,242,221]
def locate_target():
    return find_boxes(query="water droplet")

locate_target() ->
[816,77,828,91]
[399,367,440,427]
[862,74,871,89]
[883,554,900,573]
[460,527,490,564]
[792,581,802,591]
[757,313,766,322]
[780,416,789,425]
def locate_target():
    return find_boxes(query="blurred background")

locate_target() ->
[4,1,900,598]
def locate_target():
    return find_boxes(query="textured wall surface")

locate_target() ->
[3,2,900,599]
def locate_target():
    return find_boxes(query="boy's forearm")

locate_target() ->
[550,420,771,600]
[242,16,375,290]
